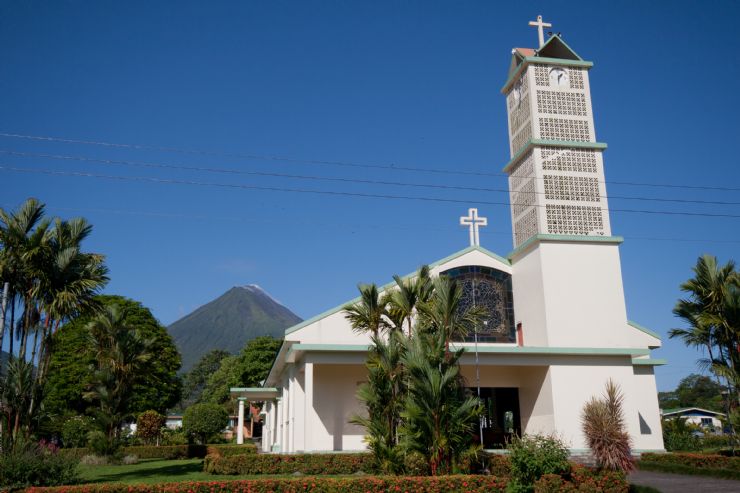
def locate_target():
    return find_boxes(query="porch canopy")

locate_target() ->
[230,387,280,444]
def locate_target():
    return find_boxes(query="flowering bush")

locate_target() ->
[533,467,628,493]
[204,452,375,475]
[28,476,508,493]
[0,441,80,490]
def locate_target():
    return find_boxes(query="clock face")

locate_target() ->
[511,84,522,107]
[549,67,569,87]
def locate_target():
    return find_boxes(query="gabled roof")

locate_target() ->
[537,34,582,61]
[661,407,726,418]
[283,244,511,336]
[503,35,592,93]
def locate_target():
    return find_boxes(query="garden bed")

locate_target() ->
[638,452,740,481]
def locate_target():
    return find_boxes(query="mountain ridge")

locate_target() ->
[168,285,302,372]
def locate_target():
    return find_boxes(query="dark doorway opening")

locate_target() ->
[475,387,521,449]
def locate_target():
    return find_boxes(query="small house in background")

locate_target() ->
[661,407,726,431]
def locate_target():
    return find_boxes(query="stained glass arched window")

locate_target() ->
[441,265,516,343]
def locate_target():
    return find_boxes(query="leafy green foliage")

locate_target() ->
[0,441,80,489]
[661,418,702,451]
[199,336,282,407]
[135,410,166,445]
[182,403,229,444]
[0,198,109,445]
[506,434,570,493]
[44,295,182,426]
[581,380,634,472]
[61,415,95,448]
[669,255,739,431]
[658,374,725,411]
[180,349,230,409]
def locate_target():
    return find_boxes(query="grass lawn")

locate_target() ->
[78,459,345,485]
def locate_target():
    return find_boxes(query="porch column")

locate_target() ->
[304,362,313,450]
[237,398,245,444]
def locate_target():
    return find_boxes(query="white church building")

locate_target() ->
[232,17,666,454]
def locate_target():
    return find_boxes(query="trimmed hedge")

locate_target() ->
[639,452,740,471]
[207,444,258,457]
[27,476,509,493]
[638,452,740,481]
[204,452,375,475]
[59,445,206,460]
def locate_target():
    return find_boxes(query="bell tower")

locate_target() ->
[503,19,611,247]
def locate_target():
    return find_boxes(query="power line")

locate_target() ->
[4,164,740,219]
[3,149,739,207]
[2,131,739,192]
[6,202,740,245]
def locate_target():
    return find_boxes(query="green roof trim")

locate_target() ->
[502,57,594,93]
[631,358,667,366]
[508,234,624,260]
[284,245,511,335]
[628,321,661,340]
[503,140,608,173]
[287,343,649,357]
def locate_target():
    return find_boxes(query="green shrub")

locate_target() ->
[506,434,570,493]
[403,451,431,475]
[183,403,229,444]
[0,442,80,490]
[86,430,121,458]
[59,444,210,460]
[204,452,376,475]
[661,418,701,451]
[161,427,188,445]
[60,415,95,449]
[479,452,512,476]
[206,443,258,457]
[27,475,509,493]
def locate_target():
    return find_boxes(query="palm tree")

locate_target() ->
[84,304,153,446]
[401,325,482,475]
[344,283,389,337]
[386,266,433,336]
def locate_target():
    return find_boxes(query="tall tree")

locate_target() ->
[180,349,230,409]
[44,295,182,423]
[199,336,282,408]
[670,255,740,412]
[0,198,108,443]
[83,304,154,444]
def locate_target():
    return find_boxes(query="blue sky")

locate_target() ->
[1,0,738,391]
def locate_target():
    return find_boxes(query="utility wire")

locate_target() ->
[7,202,740,245]
[3,164,740,219]
[3,149,738,207]
[2,131,739,192]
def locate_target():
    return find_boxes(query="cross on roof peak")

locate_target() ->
[460,208,487,247]
[528,15,552,49]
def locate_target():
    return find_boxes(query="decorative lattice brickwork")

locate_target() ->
[508,91,530,134]
[544,175,600,202]
[540,147,598,173]
[509,151,534,191]
[512,122,532,154]
[538,117,591,141]
[514,208,539,246]
[536,90,587,116]
[534,66,549,87]
[512,177,537,217]
[545,204,604,235]
[569,68,585,89]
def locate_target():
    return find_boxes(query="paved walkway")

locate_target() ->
[628,470,740,492]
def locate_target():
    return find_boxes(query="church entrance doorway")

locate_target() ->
[475,387,521,449]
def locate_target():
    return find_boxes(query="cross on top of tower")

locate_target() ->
[460,208,487,247]
[528,14,552,49]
